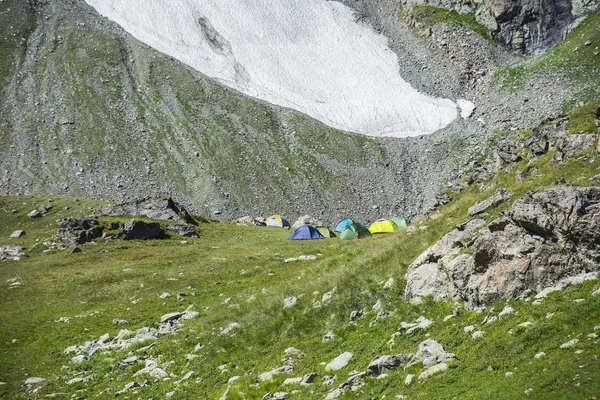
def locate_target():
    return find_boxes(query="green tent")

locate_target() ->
[317,227,337,238]
[390,216,410,229]
[340,223,372,240]
[368,219,398,234]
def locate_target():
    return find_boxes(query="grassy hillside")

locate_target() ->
[1,127,598,398]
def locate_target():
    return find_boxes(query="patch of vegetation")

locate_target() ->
[411,6,493,41]
[495,11,600,92]
[1,138,598,398]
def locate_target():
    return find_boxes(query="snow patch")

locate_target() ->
[84,0,459,137]
[457,99,475,119]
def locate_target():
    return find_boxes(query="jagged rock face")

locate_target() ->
[123,220,166,240]
[405,186,600,306]
[487,0,575,53]
[402,0,598,53]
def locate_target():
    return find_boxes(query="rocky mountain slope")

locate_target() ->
[0,0,598,224]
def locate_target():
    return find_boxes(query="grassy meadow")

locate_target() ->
[1,135,599,398]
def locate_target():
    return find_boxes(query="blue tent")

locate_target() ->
[334,218,353,233]
[288,225,325,240]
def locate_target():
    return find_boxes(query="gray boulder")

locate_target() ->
[0,245,24,261]
[367,354,413,376]
[123,220,165,240]
[96,196,196,225]
[57,218,101,247]
[405,218,485,301]
[27,209,41,218]
[406,186,600,306]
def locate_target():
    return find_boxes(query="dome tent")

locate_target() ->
[368,219,398,234]
[390,216,410,229]
[339,223,372,240]
[265,214,290,228]
[288,225,325,240]
[317,227,336,238]
[334,218,354,233]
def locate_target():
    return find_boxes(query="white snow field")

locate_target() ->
[85,0,462,137]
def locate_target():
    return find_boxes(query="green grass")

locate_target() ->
[410,6,493,41]
[1,136,599,398]
[494,11,600,93]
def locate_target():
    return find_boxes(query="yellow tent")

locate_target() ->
[265,214,290,228]
[368,219,398,234]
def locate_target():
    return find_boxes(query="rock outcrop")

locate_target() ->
[97,197,196,225]
[406,186,600,306]
[123,220,166,240]
[57,218,101,248]
[402,0,598,53]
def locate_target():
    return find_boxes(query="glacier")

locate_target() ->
[84,0,461,138]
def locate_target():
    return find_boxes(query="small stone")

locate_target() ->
[534,352,546,358]
[9,230,25,238]
[560,339,579,349]
[418,363,448,380]
[383,278,394,289]
[322,332,334,342]
[113,319,129,325]
[283,296,297,308]
[123,381,140,391]
[284,347,301,356]
[505,372,513,377]
[282,377,302,385]
[349,310,363,322]
[498,305,514,317]
[525,388,533,395]
[25,377,46,385]
[301,373,318,385]
[28,210,41,218]
[472,331,485,339]
[443,314,455,322]
[404,374,414,386]
[325,352,353,371]
[372,299,383,311]
[160,292,171,298]
[463,325,475,333]
[166,392,175,398]
[71,355,89,364]
[160,312,185,323]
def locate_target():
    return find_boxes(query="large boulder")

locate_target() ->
[96,196,196,225]
[57,218,101,247]
[404,218,485,302]
[123,220,165,240]
[406,186,600,306]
